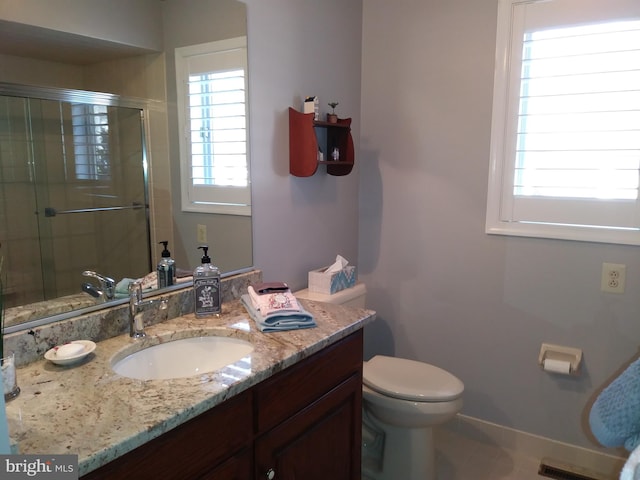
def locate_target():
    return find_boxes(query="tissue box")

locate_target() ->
[308,265,357,294]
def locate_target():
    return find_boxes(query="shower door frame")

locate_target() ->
[0,82,154,309]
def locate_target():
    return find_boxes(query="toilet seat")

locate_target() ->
[363,355,463,402]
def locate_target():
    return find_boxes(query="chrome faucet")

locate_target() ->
[128,280,168,338]
[82,270,116,302]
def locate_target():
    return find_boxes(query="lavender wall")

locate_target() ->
[359,0,639,452]
[245,0,363,290]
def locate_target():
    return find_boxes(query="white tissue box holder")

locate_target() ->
[308,265,357,294]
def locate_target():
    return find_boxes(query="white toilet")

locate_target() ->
[295,283,464,480]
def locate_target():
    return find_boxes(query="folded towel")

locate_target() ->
[241,294,316,332]
[115,278,135,298]
[139,271,158,290]
[621,443,640,480]
[247,286,302,316]
[589,357,640,451]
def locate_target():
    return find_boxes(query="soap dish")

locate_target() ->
[45,340,96,366]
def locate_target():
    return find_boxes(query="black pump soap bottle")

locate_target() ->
[193,245,221,317]
[157,241,176,288]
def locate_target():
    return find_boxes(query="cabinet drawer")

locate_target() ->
[255,330,363,433]
[82,390,252,480]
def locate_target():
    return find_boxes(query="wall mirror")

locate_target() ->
[0,0,252,332]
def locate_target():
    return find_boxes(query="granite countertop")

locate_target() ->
[5,298,375,477]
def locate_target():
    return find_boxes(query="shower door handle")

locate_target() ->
[43,202,145,217]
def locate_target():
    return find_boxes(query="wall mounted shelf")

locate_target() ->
[289,107,355,177]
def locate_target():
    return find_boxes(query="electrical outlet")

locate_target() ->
[197,224,207,243]
[601,262,626,294]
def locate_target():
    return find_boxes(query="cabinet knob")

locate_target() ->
[266,468,275,479]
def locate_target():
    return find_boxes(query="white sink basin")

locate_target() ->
[112,336,254,380]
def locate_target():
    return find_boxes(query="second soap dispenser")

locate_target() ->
[193,245,221,317]
[157,241,176,288]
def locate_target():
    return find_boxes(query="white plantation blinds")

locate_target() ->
[189,69,247,188]
[72,104,110,181]
[486,0,640,245]
[176,37,251,216]
[516,21,640,200]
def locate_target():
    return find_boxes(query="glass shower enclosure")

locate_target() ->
[0,87,151,309]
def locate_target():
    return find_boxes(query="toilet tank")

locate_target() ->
[294,283,367,308]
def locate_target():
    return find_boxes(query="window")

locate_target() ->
[71,103,110,181]
[486,0,640,245]
[175,37,251,216]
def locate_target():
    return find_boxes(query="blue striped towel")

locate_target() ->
[241,294,316,332]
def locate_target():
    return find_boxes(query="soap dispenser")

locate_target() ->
[193,245,221,317]
[157,241,176,288]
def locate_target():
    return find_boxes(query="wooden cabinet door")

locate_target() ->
[255,375,362,480]
[198,448,252,480]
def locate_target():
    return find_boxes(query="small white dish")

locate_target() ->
[45,340,96,366]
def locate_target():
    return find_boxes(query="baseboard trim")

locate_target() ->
[442,414,626,479]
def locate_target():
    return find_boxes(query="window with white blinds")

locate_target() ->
[72,103,111,181]
[486,0,640,245]
[176,37,251,216]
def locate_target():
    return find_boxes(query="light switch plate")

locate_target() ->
[197,224,207,243]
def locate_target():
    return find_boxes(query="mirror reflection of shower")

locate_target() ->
[0,94,151,309]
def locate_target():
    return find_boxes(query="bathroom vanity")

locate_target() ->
[5,294,375,479]
[84,331,362,479]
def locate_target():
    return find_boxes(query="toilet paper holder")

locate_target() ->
[538,343,583,375]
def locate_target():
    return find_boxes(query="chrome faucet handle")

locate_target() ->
[128,280,146,338]
[82,270,117,300]
[81,282,102,299]
[128,280,168,339]
[128,279,143,302]
[103,277,116,300]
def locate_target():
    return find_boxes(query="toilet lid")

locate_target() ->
[363,355,464,402]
